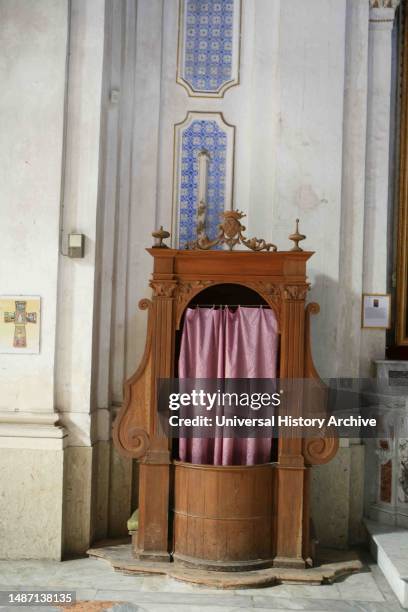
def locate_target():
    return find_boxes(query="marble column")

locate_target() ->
[361,0,400,376]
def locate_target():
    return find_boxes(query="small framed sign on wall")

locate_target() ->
[362,294,391,329]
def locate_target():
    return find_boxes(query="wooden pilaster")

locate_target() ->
[134,262,177,560]
[274,284,308,568]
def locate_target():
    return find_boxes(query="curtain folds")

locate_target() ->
[178,306,278,465]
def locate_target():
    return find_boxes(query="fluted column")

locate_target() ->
[361,0,400,375]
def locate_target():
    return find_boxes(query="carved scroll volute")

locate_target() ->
[302,302,339,466]
[303,434,338,466]
[112,298,153,459]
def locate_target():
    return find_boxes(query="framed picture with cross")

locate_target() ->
[0,296,41,354]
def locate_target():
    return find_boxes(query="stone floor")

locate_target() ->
[0,551,404,612]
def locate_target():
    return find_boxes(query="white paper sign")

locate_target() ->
[362,294,390,329]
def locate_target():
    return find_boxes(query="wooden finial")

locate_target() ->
[289,219,306,251]
[152,226,170,248]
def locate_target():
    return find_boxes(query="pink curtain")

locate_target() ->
[178,306,278,465]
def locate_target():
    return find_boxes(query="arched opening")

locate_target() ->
[175,283,278,376]
[173,282,280,465]
[188,283,268,307]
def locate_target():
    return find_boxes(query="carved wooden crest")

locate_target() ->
[187,210,277,252]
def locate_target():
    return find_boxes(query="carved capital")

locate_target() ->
[284,285,309,301]
[150,281,177,298]
[370,0,399,8]
[369,0,400,23]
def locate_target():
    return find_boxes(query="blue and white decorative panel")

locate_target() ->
[173,112,235,248]
[177,0,241,97]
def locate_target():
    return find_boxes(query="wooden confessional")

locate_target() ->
[113,212,338,570]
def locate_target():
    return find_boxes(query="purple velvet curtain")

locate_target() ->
[178,306,278,465]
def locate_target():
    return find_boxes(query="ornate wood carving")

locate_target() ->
[126,427,150,458]
[149,281,177,298]
[187,210,278,252]
[303,433,339,466]
[112,298,153,459]
[250,281,281,300]
[284,285,309,301]
[302,302,339,466]
[288,219,306,252]
[151,226,170,249]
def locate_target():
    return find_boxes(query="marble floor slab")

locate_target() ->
[0,551,404,612]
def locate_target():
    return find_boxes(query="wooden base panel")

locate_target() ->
[173,461,275,566]
[273,556,307,569]
[87,544,363,589]
[134,549,171,563]
[173,552,274,572]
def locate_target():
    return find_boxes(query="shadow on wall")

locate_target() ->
[308,273,365,380]
[311,443,366,550]
[307,275,367,549]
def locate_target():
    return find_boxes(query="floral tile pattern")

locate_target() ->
[178,118,228,248]
[178,0,240,96]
